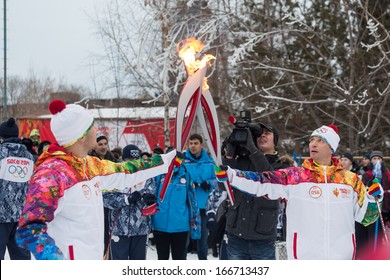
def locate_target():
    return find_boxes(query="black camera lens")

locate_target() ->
[230,128,248,143]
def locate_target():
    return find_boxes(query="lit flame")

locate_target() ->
[203,78,209,92]
[177,38,216,79]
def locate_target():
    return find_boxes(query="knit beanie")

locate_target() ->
[49,100,94,147]
[341,152,354,163]
[363,152,371,160]
[370,150,383,160]
[122,144,141,160]
[29,128,40,138]
[0,118,19,139]
[310,124,340,154]
[153,145,164,155]
[259,123,279,147]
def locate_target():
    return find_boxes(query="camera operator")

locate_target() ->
[221,118,293,260]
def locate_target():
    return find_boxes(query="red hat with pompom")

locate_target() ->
[49,100,94,147]
[310,124,340,154]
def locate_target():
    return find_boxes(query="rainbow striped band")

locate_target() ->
[173,157,183,167]
[368,183,381,197]
[62,121,95,148]
[214,166,228,181]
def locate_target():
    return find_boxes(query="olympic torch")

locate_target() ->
[142,38,235,216]
[166,38,234,203]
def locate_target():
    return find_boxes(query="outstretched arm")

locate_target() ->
[218,166,290,200]
[100,150,178,191]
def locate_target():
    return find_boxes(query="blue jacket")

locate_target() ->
[183,149,219,209]
[0,139,35,223]
[152,165,201,238]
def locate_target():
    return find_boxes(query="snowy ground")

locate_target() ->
[4,238,219,260]
[5,235,287,260]
[147,241,219,260]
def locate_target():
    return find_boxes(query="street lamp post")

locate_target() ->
[3,0,7,121]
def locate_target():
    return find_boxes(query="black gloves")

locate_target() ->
[176,151,185,160]
[241,128,258,154]
[224,142,236,158]
[128,191,141,204]
[206,212,216,231]
[200,181,211,192]
[219,165,228,171]
[142,193,157,206]
[128,192,157,205]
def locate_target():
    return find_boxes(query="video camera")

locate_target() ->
[229,111,262,144]
[224,111,263,158]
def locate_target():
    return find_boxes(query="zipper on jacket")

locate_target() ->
[166,181,173,230]
[83,158,90,181]
[160,176,171,231]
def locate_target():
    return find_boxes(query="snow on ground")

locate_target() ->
[5,239,219,260]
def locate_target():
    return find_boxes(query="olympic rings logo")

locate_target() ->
[8,165,29,179]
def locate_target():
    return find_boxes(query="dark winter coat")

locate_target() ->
[89,150,118,162]
[223,151,291,240]
[103,178,155,237]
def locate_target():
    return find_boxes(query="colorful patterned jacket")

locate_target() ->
[0,140,35,223]
[226,158,381,260]
[16,146,175,260]
[102,178,156,237]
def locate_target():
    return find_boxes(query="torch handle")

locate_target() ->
[159,160,175,202]
[224,180,235,205]
[376,200,389,245]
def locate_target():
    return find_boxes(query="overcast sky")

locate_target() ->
[2,0,107,91]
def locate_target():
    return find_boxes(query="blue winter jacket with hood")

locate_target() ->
[182,148,218,209]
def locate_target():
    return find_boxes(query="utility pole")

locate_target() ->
[3,0,7,120]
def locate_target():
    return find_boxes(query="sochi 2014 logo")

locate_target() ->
[309,186,322,198]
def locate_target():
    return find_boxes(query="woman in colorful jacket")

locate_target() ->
[16,100,177,260]
[217,125,383,260]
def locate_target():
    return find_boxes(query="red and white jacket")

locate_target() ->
[17,147,175,260]
[226,158,382,260]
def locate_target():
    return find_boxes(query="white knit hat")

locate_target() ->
[310,124,340,154]
[49,100,94,147]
